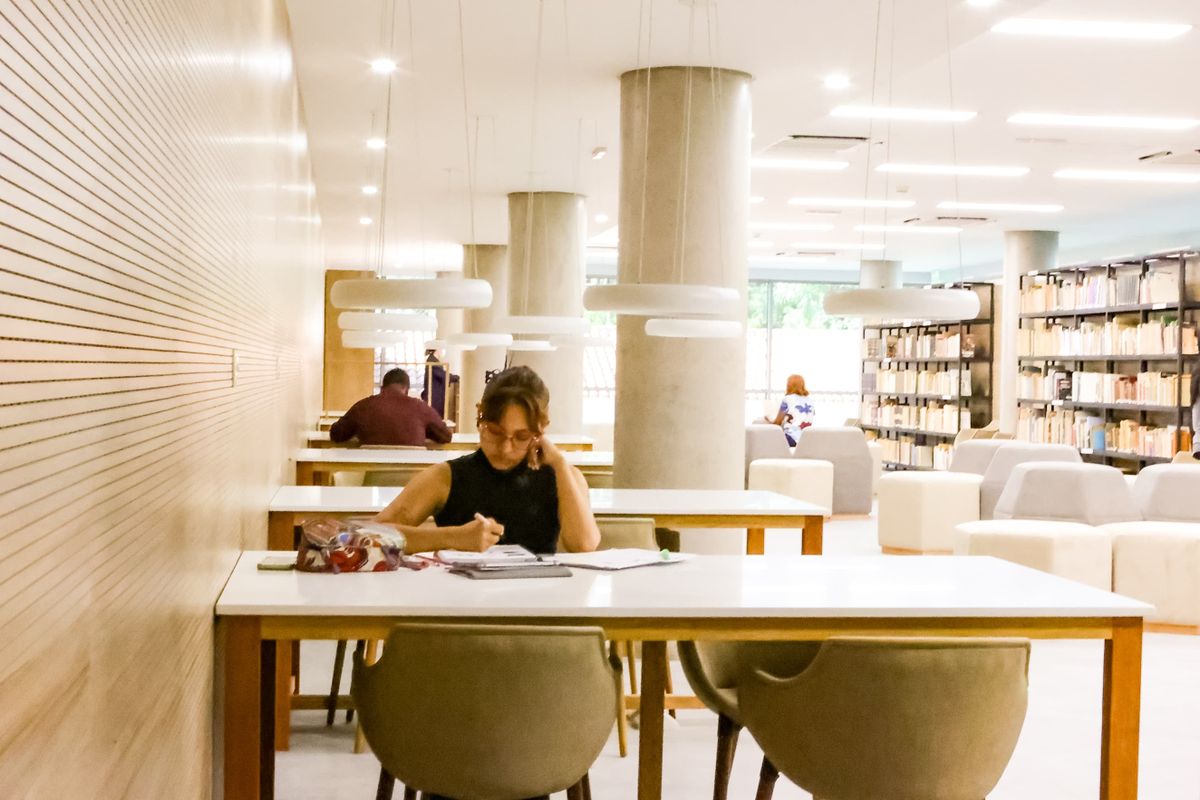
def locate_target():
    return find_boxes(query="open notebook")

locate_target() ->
[556,549,692,571]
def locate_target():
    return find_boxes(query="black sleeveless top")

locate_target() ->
[434,450,560,554]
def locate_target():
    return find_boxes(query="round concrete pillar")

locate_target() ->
[999,231,1058,433]
[506,191,586,434]
[613,67,751,535]
[459,244,509,427]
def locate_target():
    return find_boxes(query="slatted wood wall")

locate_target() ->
[0,0,322,796]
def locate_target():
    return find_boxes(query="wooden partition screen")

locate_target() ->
[0,0,322,796]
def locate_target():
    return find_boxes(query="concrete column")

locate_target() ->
[999,231,1058,433]
[614,66,751,553]
[506,191,586,434]
[459,244,509,427]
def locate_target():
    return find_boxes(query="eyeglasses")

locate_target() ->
[479,422,536,448]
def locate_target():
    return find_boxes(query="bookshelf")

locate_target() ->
[1016,249,1198,470]
[859,283,995,471]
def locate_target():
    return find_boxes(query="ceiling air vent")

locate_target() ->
[766,134,869,155]
[1138,149,1200,166]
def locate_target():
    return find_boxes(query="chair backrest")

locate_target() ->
[953,420,1000,447]
[595,517,658,550]
[739,637,1030,800]
[978,443,1081,519]
[948,439,1009,475]
[352,623,617,799]
[1172,450,1199,464]
[994,462,1139,525]
[1132,463,1200,522]
[792,426,872,514]
[676,640,822,724]
[745,425,792,483]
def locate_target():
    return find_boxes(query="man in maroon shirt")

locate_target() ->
[330,369,452,446]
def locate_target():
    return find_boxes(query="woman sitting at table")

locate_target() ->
[375,365,600,554]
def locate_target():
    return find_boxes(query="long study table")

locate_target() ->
[292,447,614,486]
[216,552,1148,800]
[268,485,828,555]
[305,430,595,451]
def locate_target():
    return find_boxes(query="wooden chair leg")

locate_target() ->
[582,772,592,800]
[347,640,366,722]
[609,642,629,758]
[401,788,416,800]
[664,654,676,719]
[375,766,395,800]
[714,713,742,800]
[354,640,380,753]
[326,640,347,725]
[754,757,780,800]
[625,641,638,695]
[566,781,584,800]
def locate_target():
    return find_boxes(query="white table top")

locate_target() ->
[268,485,828,517]
[216,552,1149,619]
[293,447,614,467]
[306,431,594,446]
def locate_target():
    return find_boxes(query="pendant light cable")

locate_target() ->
[943,0,966,283]
[456,0,479,278]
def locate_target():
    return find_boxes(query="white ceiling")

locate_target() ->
[284,0,1200,280]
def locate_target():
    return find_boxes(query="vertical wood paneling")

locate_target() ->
[0,0,322,797]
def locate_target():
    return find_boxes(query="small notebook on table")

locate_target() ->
[556,549,692,571]
[436,545,572,580]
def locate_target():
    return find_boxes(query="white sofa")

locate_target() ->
[954,519,1114,591]
[1108,521,1200,630]
[993,462,1140,526]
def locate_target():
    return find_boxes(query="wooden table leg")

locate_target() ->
[1101,617,1143,800]
[802,515,824,555]
[745,528,765,555]
[638,641,667,800]
[223,616,265,800]
[296,462,314,485]
[267,511,296,551]
[273,639,292,751]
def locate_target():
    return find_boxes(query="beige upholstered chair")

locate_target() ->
[978,443,1082,519]
[352,623,616,800]
[678,640,821,800]
[993,462,1140,525]
[791,426,873,514]
[745,424,792,485]
[739,637,1031,800]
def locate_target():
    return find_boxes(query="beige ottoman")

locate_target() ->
[748,458,834,515]
[877,472,982,554]
[1106,521,1200,632]
[954,520,1112,590]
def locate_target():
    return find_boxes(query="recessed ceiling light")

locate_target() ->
[938,200,1063,213]
[830,105,976,122]
[855,224,963,235]
[992,18,1191,40]
[1053,168,1200,184]
[749,221,836,232]
[593,213,609,224]
[366,138,386,150]
[359,216,373,225]
[370,57,398,74]
[750,157,850,171]
[823,73,851,90]
[361,185,378,195]
[1008,112,1199,131]
[749,196,765,204]
[877,163,1029,177]
[790,241,887,251]
[788,196,916,209]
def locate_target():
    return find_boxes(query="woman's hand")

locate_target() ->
[535,435,567,471]
[451,513,504,551]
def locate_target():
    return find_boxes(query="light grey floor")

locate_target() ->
[276,514,1200,800]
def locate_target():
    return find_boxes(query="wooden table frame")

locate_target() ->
[294,460,613,487]
[220,613,1142,800]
